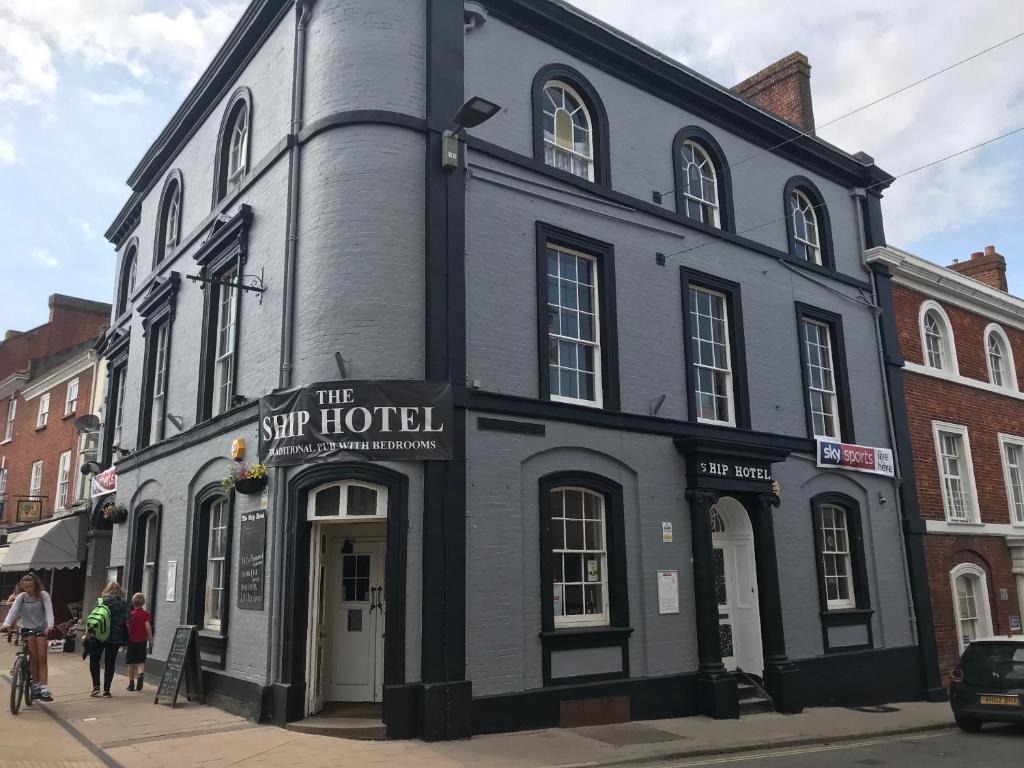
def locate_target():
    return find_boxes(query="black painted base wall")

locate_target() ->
[143,657,267,721]
[470,645,925,735]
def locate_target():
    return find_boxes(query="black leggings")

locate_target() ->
[89,642,120,692]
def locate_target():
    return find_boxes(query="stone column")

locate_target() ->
[686,488,738,719]
[752,492,801,713]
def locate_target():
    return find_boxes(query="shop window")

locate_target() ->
[536,223,620,411]
[680,268,750,428]
[532,65,610,186]
[950,563,993,654]
[932,421,979,523]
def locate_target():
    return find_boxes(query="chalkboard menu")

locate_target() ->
[238,510,266,610]
[154,625,204,707]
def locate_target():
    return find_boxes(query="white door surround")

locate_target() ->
[711,496,764,676]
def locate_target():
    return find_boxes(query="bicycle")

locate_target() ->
[9,629,44,715]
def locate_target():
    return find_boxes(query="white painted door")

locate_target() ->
[713,543,738,671]
[730,539,763,676]
[330,540,385,702]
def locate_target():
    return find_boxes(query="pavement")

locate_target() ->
[8,645,961,768]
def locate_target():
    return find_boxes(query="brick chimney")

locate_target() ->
[733,52,815,132]
[948,246,1008,292]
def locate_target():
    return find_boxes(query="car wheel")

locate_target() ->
[955,716,982,733]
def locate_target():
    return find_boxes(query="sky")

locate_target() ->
[0,0,1022,334]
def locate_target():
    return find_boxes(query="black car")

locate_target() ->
[949,636,1024,732]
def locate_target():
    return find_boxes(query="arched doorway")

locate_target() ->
[711,496,763,676]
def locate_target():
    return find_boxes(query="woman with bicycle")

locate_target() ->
[0,573,54,701]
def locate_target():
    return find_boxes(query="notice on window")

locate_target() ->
[657,570,679,615]
[586,559,599,582]
[662,522,673,543]
[166,560,177,602]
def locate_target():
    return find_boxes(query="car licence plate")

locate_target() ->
[980,694,1020,706]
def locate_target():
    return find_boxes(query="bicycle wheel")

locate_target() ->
[23,662,33,707]
[9,658,24,715]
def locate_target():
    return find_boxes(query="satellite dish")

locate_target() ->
[74,415,102,433]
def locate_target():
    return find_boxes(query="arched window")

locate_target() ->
[306,480,388,521]
[154,170,183,265]
[681,141,718,225]
[116,243,138,317]
[984,324,1016,389]
[542,81,593,180]
[918,301,958,373]
[950,563,993,654]
[783,177,833,268]
[532,65,609,186]
[214,87,252,203]
[129,502,162,628]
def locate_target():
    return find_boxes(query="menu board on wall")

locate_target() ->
[237,510,266,611]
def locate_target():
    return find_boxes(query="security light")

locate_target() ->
[442,96,502,170]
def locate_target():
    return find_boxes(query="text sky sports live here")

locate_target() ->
[259,380,454,465]
[816,438,895,477]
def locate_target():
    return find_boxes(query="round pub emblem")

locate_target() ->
[231,438,245,460]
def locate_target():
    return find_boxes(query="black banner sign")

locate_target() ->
[154,625,204,708]
[259,380,453,466]
[238,510,266,610]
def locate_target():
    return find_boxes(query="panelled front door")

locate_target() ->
[331,539,386,702]
[713,544,737,670]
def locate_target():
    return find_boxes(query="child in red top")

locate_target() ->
[126,593,153,691]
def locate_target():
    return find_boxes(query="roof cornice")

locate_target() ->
[867,245,1024,331]
[21,352,96,402]
[0,371,29,400]
[488,0,893,190]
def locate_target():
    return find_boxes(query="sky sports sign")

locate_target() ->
[816,438,895,477]
[259,380,453,466]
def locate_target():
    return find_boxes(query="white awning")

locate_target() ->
[1,515,84,572]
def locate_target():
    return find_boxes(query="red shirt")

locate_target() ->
[127,608,151,643]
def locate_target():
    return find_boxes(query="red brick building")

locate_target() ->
[868,245,1024,682]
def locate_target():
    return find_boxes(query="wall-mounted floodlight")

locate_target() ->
[442,96,502,170]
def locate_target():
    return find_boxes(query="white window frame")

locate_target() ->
[984,323,1017,390]
[227,105,249,184]
[150,323,169,444]
[164,185,180,255]
[802,318,841,439]
[36,393,50,429]
[204,497,229,630]
[4,398,16,442]
[918,301,959,374]
[0,467,7,498]
[112,367,126,449]
[29,460,43,499]
[547,243,603,408]
[932,421,980,523]
[542,80,595,182]
[791,190,822,265]
[550,486,610,628]
[75,431,97,502]
[818,503,856,610]
[689,285,734,426]
[949,563,993,654]
[212,274,237,416]
[306,480,388,522]
[55,450,71,511]
[680,140,720,228]
[64,377,79,416]
[999,433,1024,527]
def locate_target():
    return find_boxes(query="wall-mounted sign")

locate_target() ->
[238,510,266,611]
[662,522,673,543]
[259,380,453,466]
[657,570,679,614]
[15,499,42,523]
[1010,615,1021,633]
[694,456,773,482]
[231,438,245,460]
[91,466,117,497]
[816,439,894,477]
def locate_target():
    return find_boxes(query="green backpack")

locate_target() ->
[86,598,111,642]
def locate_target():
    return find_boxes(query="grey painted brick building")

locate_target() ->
[95,0,941,740]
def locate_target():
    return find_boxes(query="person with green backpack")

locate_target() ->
[86,582,131,698]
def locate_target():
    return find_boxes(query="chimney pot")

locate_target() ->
[984,245,996,256]
[971,251,984,260]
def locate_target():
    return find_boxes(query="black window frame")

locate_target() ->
[136,272,180,449]
[99,328,131,465]
[679,267,751,429]
[810,491,874,653]
[672,126,735,232]
[783,176,834,269]
[186,483,234,668]
[531,63,612,188]
[115,238,139,320]
[153,169,184,267]
[535,222,620,411]
[794,302,856,443]
[127,500,162,632]
[538,471,631,686]
[212,86,253,205]
[195,205,252,423]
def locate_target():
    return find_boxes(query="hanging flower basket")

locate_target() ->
[222,462,269,495]
[101,503,128,524]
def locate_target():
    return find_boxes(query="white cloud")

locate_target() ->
[0,135,15,164]
[85,87,147,107]
[76,219,96,241]
[30,248,59,268]
[571,0,1024,247]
